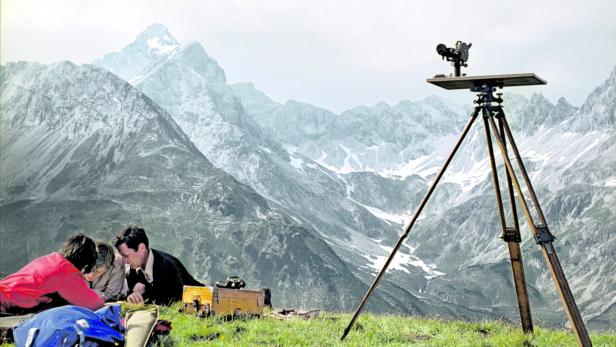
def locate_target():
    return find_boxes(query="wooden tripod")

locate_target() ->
[341,85,591,346]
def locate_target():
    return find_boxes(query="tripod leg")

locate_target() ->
[482,110,534,333]
[497,114,534,333]
[487,115,591,347]
[340,107,481,341]
[498,114,548,225]
[498,113,522,237]
[481,109,508,234]
[506,237,534,333]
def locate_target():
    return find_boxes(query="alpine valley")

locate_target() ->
[1,24,614,330]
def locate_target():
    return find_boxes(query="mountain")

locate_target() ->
[92,25,450,313]
[571,66,616,132]
[233,82,468,173]
[0,61,376,311]
[92,23,182,84]
[234,64,616,330]
[93,25,400,243]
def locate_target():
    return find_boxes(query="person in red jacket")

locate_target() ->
[0,234,104,314]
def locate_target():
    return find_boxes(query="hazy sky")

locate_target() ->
[2,0,615,112]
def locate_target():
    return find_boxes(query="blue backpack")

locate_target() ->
[13,305,124,347]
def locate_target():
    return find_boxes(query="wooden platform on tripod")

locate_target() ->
[427,73,546,90]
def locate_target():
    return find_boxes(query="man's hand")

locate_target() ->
[133,282,146,295]
[127,292,144,304]
[127,282,147,304]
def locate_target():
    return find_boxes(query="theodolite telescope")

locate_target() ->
[436,41,472,77]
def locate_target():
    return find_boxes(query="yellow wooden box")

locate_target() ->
[181,285,265,317]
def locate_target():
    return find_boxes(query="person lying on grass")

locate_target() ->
[0,234,104,314]
[85,241,127,302]
[114,226,203,305]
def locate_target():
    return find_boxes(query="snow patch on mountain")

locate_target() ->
[363,244,446,279]
[442,158,490,193]
[352,200,408,225]
[289,156,305,172]
[605,177,616,187]
[147,35,180,55]
[381,155,433,178]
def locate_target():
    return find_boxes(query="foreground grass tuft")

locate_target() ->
[2,304,615,346]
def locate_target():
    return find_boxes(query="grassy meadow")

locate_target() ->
[2,304,615,346]
[156,306,615,346]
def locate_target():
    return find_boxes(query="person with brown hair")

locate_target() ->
[0,234,104,314]
[114,226,203,305]
[87,242,127,302]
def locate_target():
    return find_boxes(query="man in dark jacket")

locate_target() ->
[114,226,203,305]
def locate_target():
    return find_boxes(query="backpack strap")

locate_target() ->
[24,328,38,347]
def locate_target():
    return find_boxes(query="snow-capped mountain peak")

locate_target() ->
[92,23,180,82]
[570,65,616,132]
[92,25,229,87]
[135,23,180,55]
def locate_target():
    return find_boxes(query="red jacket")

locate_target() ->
[0,252,104,313]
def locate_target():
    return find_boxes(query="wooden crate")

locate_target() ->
[181,285,266,317]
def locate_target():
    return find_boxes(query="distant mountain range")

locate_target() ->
[1,23,614,330]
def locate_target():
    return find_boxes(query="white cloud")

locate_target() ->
[1,0,615,112]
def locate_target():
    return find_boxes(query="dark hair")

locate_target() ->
[60,234,97,273]
[114,226,149,252]
[95,242,115,269]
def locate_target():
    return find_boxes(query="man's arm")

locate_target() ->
[149,251,186,305]
[126,269,153,301]
[150,264,184,305]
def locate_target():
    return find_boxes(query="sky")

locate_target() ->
[1,0,615,113]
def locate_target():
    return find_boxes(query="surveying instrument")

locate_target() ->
[341,41,592,346]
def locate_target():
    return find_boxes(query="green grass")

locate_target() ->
[158,305,615,346]
[3,304,616,346]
